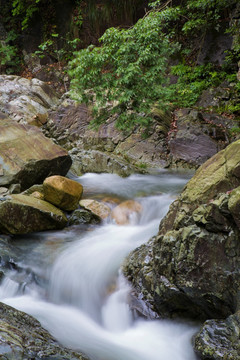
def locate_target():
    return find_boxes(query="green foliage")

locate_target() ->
[170,64,229,107]
[69,11,180,130]
[224,21,240,67]
[72,0,83,28]
[35,33,81,63]
[136,162,147,169]
[150,0,235,35]
[68,0,240,131]
[12,0,41,30]
[0,31,21,74]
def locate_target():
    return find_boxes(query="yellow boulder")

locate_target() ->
[43,175,83,211]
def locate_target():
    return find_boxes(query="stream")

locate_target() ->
[0,171,198,360]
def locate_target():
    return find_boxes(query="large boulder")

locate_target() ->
[43,175,83,211]
[123,140,240,322]
[0,75,59,125]
[160,139,240,235]
[0,301,88,360]
[0,194,67,234]
[0,114,72,191]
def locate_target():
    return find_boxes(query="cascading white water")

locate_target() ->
[0,171,198,360]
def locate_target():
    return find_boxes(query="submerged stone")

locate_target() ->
[111,200,142,225]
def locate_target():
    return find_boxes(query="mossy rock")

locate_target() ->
[0,194,67,234]
[123,140,240,322]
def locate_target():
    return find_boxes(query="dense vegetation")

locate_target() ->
[69,0,240,130]
[0,0,239,130]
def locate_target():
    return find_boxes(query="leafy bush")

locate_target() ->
[12,0,42,30]
[69,11,180,130]
[69,0,239,130]
[0,31,21,74]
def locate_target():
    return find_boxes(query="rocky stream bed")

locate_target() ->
[0,74,240,359]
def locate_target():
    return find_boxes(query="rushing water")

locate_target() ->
[0,171,198,360]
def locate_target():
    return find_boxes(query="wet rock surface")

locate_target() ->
[68,208,101,226]
[194,311,240,360]
[79,199,111,220]
[111,200,142,225]
[0,301,88,360]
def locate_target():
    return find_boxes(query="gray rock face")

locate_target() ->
[70,149,137,177]
[197,29,232,65]
[44,101,170,174]
[0,301,88,360]
[45,100,234,173]
[0,114,72,190]
[168,109,229,167]
[0,75,59,124]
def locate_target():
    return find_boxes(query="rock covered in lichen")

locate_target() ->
[123,140,240,321]
[0,301,88,360]
[194,311,240,360]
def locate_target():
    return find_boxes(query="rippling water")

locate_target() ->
[0,171,198,360]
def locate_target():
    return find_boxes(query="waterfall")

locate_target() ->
[0,171,198,360]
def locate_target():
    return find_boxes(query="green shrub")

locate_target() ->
[69,11,180,130]
[0,31,21,74]
[68,0,240,131]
